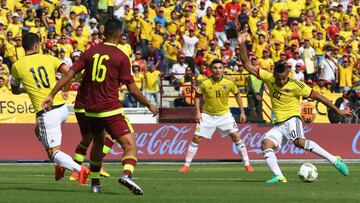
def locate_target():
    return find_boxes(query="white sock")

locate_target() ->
[263,149,283,176]
[304,140,337,164]
[53,151,81,172]
[184,142,199,167]
[235,140,250,166]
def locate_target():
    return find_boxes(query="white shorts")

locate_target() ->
[264,116,305,148]
[194,113,238,139]
[36,104,68,149]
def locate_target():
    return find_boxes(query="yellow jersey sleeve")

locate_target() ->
[258,68,273,82]
[230,80,239,95]
[196,80,205,95]
[294,80,313,98]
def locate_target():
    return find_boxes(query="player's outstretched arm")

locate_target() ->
[237,33,259,77]
[42,69,76,111]
[235,93,246,123]
[126,82,158,116]
[310,90,353,118]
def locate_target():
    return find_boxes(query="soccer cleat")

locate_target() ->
[119,175,144,195]
[266,175,287,183]
[245,165,254,172]
[54,164,65,181]
[90,184,101,193]
[334,157,349,176]
[69,171,79,181]
[178,165,190,172]
[100,167,110,177]
[77,165,90,185]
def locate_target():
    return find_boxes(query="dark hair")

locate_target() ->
[211,59,223,67]
[274,62,287,73]
[22,32,40,51]
[104,19,122,39]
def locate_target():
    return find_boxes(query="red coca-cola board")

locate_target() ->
[0,124,359,161]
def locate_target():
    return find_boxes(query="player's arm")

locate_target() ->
[309,90,352,117]
[10,77,26,94]
[237,33,259,77]
[234,92,246,123]
[126,82,158,116]
[57,63,71,99]
[194,95,201,123]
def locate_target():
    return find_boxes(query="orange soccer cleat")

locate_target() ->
[69,171,79,181]
[77,165,90,185]
[178,165,190,172]
[245,165,254,172]
[54,164,65,181]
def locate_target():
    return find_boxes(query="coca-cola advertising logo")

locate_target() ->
[352,130,360,155]
[111,125,192,156]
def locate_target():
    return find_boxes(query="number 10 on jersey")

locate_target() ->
[92,53,109,82]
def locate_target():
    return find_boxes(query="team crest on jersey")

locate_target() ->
[222,85,227,90]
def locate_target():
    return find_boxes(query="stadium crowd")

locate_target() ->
[0,0,359,122]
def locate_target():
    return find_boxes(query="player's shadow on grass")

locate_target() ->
[0,187,121,195]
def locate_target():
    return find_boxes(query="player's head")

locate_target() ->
[210,59,224,80]
[22,32,40,53]
[273,62,289,87]
[104,19,122,43]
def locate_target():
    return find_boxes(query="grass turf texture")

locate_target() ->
[0,163,359,203]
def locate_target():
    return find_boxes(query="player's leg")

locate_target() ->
[179,113,216,172]
[218,113,253,171]
[179,135,204,172]
[100,134,115,177]
[262,125,287,183]
[104,114,144,195]
[228,132,254,172]
[37,106,89,184]
[290,117,349,176]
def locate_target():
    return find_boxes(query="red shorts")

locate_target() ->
[86,114,134,139]
[75,112,91,136]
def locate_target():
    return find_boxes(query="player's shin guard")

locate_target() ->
[235,140,250,166]
[184,142,199,167]
[73,143,88,165]
[53,150,82,172]
[304,140,337,164]
[90,160,102,186]
[102,137,114,158]
[263,149,283,176]
[122,156,137,178]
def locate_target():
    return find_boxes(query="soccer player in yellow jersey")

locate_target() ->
[10,33,89,184]
[179,59,254,173]
[238,34,353,183]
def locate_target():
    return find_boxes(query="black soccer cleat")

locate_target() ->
[118,175,144,195]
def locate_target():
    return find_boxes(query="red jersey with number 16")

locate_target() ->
[71,42,134,114]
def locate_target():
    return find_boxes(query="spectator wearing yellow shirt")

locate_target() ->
[0,56,9,82]
[270,41,283,62]
[201,7,216,41]
[258,49,275,72]
[40,0,58,15]
[286,0,304,25]
[339,21,353,41]
[71,26,88,52]
[23,9,36,32]
[58,34,74,58]
[6,13,22,38]
[312,31,326,70]
[252,33,268,58]
[150,22,168,58]
[0,76,9,93]
[204,40,221,65]
[163,33,182,74]
[271,20,287,45]
[313,77,331,95]
[166,10,180,35]
[300,17,316,40]
[4,31,16,68]
[196,23,209,51]
[145,62,162,107]
[71,0,88,18]
[123,63,145,107]
[270,0,288,24]
[117,34,132,58]
[339,58,353,92]
[14,37,25,61]
[138,10,154,58]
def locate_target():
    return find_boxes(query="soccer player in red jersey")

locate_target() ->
[43,19,158,194]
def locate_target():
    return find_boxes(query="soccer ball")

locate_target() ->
[298,163,318,182]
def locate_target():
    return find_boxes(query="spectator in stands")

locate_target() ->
[300,99,316,123]
[246,74,264,122]
[163,32,181,75]
[14,37,24,61]
[258,49,274,72]
[171,54,188,90]
[321,50,339,92]
[71,0,88,18]
[146,42,163,72]
[0,57,9,82]
[4,31,16,69]
[58,34,73,58]
[287,49,304,74]
[293,63,305,81]
[117,34,132,58]
[214,4,227,47]
[145,62,161,107]
[339,58,353,92]
[313,77,331,95]
[87,29,102,49]
[0,76,9,93]
[132,50,147,73]
[123,63,145,108]
[59,48,72,68]
[174,81,196,107]
[300,38,317,81]
[181,26,199,74]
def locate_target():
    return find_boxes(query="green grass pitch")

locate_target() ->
[0,163,359,203]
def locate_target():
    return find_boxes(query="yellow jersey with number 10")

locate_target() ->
[11,54,65,113]
[258,69,313,123]
[197,77,238,115]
